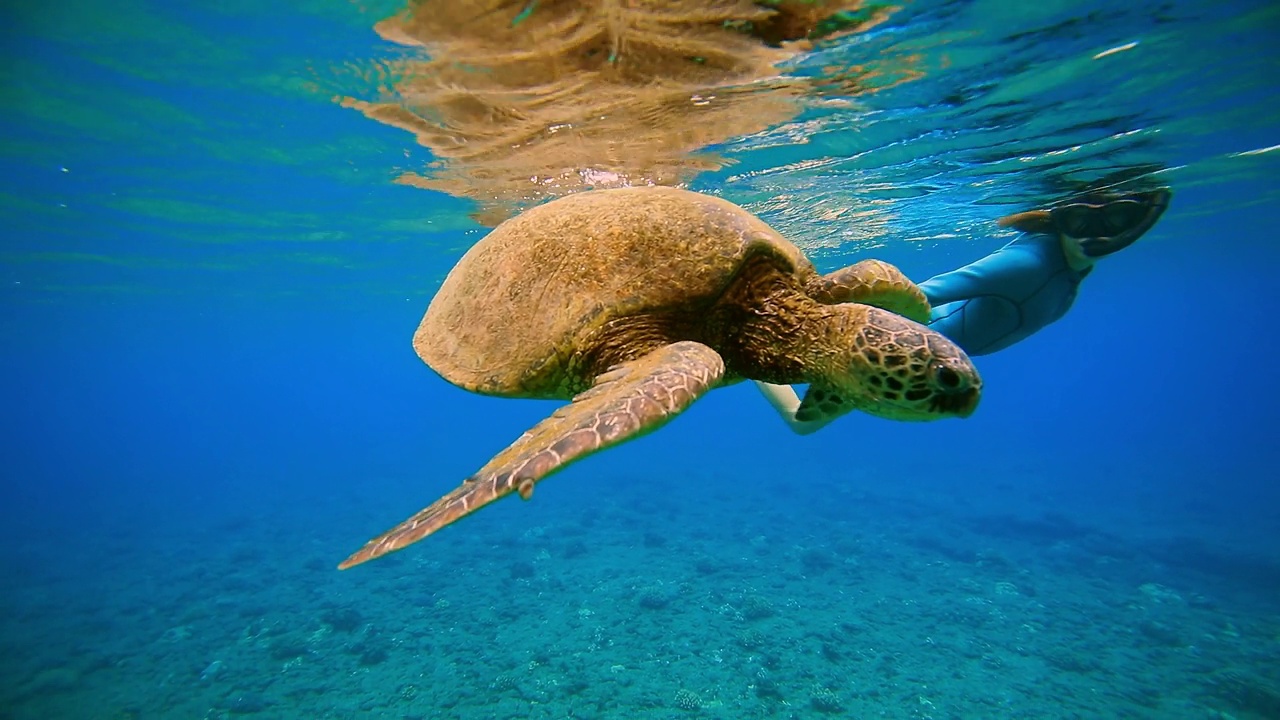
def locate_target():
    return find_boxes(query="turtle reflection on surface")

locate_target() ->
[340,1,912,224]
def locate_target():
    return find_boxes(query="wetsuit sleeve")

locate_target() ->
[918,240,1045,306]
[918,235,1086,356]
[917,263,994,307]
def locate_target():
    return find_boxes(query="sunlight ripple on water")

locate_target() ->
[0,0,1276,294]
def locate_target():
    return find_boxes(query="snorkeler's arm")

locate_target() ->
[919,237,1057,308]
[918,260,1002,307]
[753,381,833,435]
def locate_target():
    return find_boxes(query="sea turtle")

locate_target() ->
[339,186,980,569]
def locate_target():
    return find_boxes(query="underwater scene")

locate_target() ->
[2,1,1279,718]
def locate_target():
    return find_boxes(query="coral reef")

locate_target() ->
[809,684,844,713]
[637,584,672,609]
[741,593,776,620]
[674,687,702,711]
[6,476,1277,719]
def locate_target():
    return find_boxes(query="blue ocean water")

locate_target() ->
[2,1,1279,718]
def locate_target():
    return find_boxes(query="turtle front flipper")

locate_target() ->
[794,383,857,424]
[806,259,931,323]
[338,341,726,569]
[753,381,841,435]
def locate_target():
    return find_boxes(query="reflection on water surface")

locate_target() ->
[341,1,910,224]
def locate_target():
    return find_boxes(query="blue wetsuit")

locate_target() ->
[920,233,1090,356]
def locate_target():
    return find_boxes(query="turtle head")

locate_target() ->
[800,306,981,423]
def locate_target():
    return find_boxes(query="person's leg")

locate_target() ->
[923,189,1171,356]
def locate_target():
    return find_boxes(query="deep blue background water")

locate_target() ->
[5,198,1276,563]
[2,1,1279,718]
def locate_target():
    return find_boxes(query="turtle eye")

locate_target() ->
[934,364,961,389]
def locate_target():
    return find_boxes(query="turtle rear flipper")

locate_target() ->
[338,341,725,569]
[807,259,931,323]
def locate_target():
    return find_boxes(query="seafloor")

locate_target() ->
[3,469,1278,720]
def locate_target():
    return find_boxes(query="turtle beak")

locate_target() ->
[930,386,980,417]
[925,358,981,418]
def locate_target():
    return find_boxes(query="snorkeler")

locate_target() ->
[757,188,1172,433]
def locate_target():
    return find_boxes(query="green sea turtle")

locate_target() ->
[339,186,980,569]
